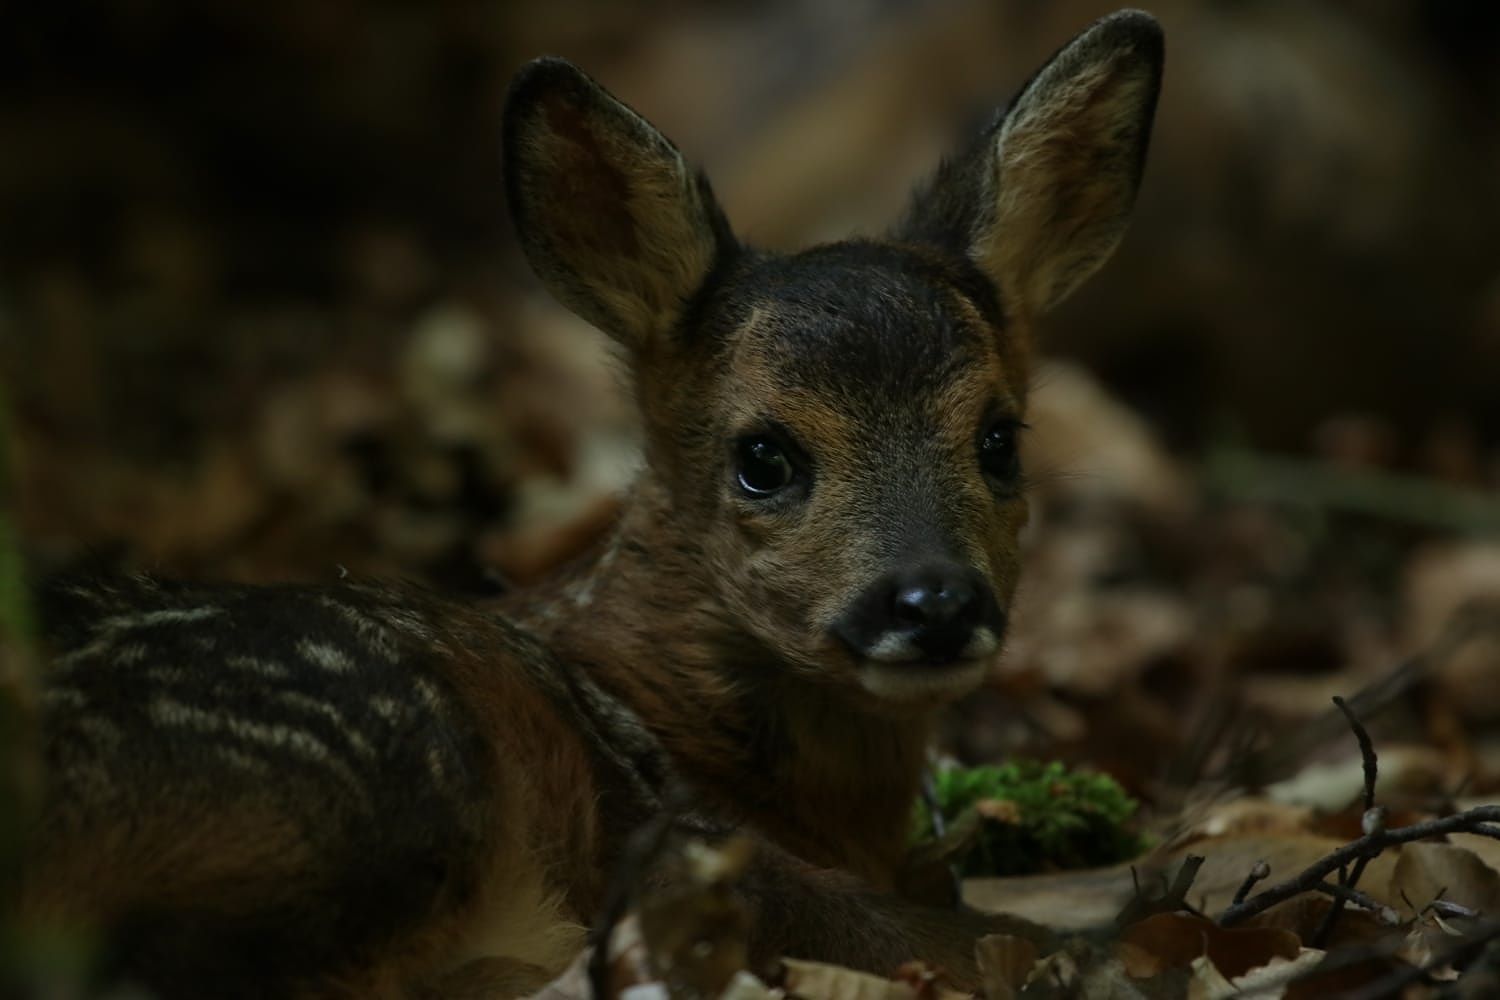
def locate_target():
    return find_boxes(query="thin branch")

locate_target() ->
[1332,696,1378,812]
[1219,805,1500,926]
[1428,897,1481,922]
[1312,815,1385,947]
[1232,860,1271,906]
[1310,699,1382,947]
[1306,881,1401,926]
[1115,855,1205,929]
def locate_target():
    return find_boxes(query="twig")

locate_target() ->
[1309,699,1384,947]
[1232,860,1271,905]
[1219,806,1500,927]
[1165,854,1205,909]
[1306,881,1401,926]
[1428,897,1481,922]
[1332,696,1378,812]
[1115,855,1205,928]
[1312,811,1389,947]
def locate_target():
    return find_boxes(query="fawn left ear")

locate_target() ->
[503,58,736,352]
[899,10,1163,318]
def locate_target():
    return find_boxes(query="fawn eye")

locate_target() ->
[980,420,1022,482]
[735,436,797,497]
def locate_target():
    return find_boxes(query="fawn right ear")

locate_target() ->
[503,58,735,352]
[898,10,1163,319]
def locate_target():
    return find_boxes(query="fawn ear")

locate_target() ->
[899,10,1163,317]
[503,58,734,351]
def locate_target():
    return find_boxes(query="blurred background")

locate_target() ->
[3,0,1500,789]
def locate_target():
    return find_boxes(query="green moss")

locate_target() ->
[915,761,1147,877]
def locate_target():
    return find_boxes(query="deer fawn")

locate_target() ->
[22,10,1163,998]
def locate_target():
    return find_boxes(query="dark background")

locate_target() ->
[2,0,1497,613]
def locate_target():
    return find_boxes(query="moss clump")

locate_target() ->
[915,761,1146,877]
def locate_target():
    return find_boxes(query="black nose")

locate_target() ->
[892,576,977,630]
[833,560,1003,664]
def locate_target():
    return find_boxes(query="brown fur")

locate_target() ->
[23,11,1163,997]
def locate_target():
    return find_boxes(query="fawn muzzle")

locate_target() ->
[833,559,1004,671]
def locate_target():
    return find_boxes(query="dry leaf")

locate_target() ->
[1118,912,1300,981]
[1180,799,1314,842]
[1266,746,1449,811]
[964,832,1400,931]
[1245,894,1395,949]
[1114,941,1162,980]
[1398,920,1462,983]
[777,960,918,1000]
[1185,953,1237,1000]
[1390,841,1500,916]
[974,933,1039,1000]
[890,961,968,1000]
[1280,954,1411,1000]
[974,799,1023,825]
[1220,950,1325,1000]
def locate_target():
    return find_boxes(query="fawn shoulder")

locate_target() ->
[22,10,1162,998]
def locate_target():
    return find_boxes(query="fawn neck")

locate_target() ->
[508,480,930,885]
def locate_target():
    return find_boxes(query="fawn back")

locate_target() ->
[22,10,1162,998]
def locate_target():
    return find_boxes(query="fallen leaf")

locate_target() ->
[1117,912,1300,981]
[1185,953,1237,1000]
[973,933,1038,1000]
[1114,940,1162,980]
[1223,949,1325,998]
[778,960,919,1000]
[1390,841,1500,917]
[1244,894,1395,949]
[1178,798,1314,843]
[965,832,1403,931]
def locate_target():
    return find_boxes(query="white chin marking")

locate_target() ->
[857,659,989,703]
[861,626,1000,665]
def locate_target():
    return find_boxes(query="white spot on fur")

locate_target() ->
[369,695,404,725]
[41,686,88,711]
[225,654,291,679]
[296,638,357,674]
[101,606,224,630]
[426,746,449,784]
[73,715,125,748]
[274,690,378,759]
[146,696,371,808]
[55,607,226,672]
[210,745,272,776]
[115,643,150,665]
[862,628,996,665]
[963,626,999,659]
[383,607,432,641]
[53,636,121,670]
[414,678,447,718]
[864,633,922,663]
[565,577,596,609]
[316,596,400,662]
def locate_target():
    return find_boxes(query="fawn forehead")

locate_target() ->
[715,243,1016,425]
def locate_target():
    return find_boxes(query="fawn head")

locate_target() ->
[503,11,1163,710]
